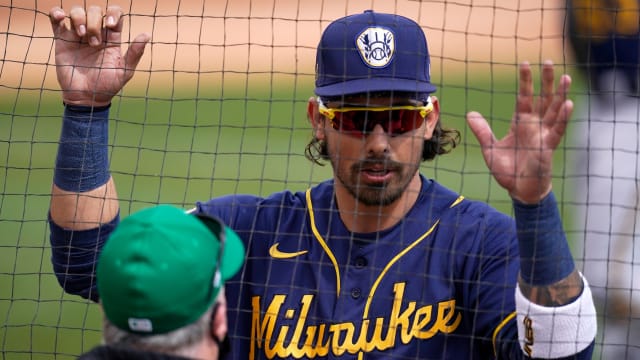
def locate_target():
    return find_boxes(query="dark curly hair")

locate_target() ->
[304,119,461,165]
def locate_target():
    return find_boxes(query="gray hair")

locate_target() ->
[102,304,214,356]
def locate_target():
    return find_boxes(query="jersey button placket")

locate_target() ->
[354,256,367,268]
[348,253,367,300]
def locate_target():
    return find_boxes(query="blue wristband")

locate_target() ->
[514,192,575,286]
[54,104,111,192]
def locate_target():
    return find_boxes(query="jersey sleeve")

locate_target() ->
[447,203,522,356]
[48,212,119,302]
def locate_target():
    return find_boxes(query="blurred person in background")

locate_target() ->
[566,0,640,358]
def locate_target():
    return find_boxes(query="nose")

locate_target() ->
[365,124,390,157]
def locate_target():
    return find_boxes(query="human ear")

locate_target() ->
[307,97,326,141]
[210,299,228,344]
[423,96,440,140]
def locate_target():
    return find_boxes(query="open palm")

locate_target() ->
[467,61,574,204]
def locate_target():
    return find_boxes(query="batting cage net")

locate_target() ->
[1,0,638,359]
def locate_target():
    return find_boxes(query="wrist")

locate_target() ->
[63,102,112,111]
[510,185,552,205]
[62,101,111,113]
[514,191,575,286]
[54,105,111,192]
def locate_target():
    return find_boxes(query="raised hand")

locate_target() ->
[466,61,574,204]
[49,5,150,107]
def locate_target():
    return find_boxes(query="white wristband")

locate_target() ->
[515,274,597,358]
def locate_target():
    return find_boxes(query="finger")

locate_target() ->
[466,111,496,149]
[123,33,152,81]
[104,5,124,45]
[85,5,104,47]
[69,5,87,38]
[538,60,555,115]
[543,74,572,128]
[554,100,573,138]
[545,99,573,151]
[542,92,571,146]
[104,5,123,30]
[517,61,533,115]
[49,7,68,38]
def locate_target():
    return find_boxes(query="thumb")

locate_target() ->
[123,33,151,80]
[466,111,495,148]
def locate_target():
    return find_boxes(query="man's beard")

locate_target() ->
[332,155,420,207]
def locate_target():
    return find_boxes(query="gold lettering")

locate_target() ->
[523,316,534,357]
[303,324,330,357]
[436,299,462,333]
[365,317,388,351]
[286,295,313,358]
[251,295,285,359]
[353,319,373,353]
[329,322,356,356]
[411,304,433,339]
[273,325,290,358]
[249,283,463,359]
[387,283,417,345]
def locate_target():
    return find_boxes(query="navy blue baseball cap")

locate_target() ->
[315,10,436,97]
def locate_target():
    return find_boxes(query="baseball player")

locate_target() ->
[48,5,596,359]
[566,0,640,357]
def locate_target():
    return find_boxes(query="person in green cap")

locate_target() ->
[77,205,245,360]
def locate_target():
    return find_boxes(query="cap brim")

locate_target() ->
[194,214,245,282]
[315,77,437,97]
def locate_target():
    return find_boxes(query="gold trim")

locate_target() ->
[363,220,440,317]
[492,311,517,356]
[306,188,341,297]
[450,195,465,208]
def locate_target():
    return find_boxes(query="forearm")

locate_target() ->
[513,191,579,305]
[50,180,119,229]
[511,192,597,358]
[49,104,121,300]
[50,104,119,229]
[518,269,582,306]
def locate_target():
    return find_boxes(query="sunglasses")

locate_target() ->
[193,213,232,358]
[318,97,433,137]
[194,213,226,297]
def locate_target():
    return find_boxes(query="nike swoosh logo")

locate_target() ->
[269,243,308,259]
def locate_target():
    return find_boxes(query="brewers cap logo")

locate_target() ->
[356,27,395,68]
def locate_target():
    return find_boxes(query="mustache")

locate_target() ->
[353,156,402,171]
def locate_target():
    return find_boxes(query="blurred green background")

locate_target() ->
[0,69,586,358]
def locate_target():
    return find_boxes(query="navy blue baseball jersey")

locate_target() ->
[50,173,595,359]
[194,176,526,359]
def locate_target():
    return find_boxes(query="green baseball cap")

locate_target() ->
[96,205,244,335]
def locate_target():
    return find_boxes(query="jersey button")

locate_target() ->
[354,256,367,268]
[351,288,362,299]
